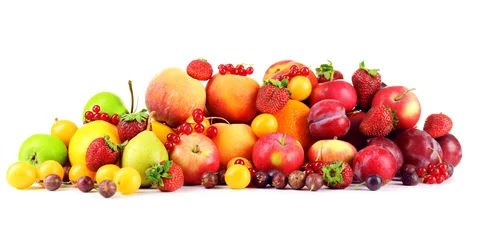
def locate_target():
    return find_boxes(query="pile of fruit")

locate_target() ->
[6,59,463,198]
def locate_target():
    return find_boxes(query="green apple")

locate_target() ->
[18,134,68,166]
[83,92,129,122]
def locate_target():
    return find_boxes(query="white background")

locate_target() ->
[0,0,482,239]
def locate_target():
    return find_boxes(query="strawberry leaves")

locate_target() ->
[103,135,127,152]
[359,61,380,77]
[316,60,335,81]
[120,109,149,122]
[145,160,174,187]
[264,78,289,88]
[321,160,345,187]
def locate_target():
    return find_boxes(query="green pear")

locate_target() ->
[18,134,68,166]
[121,130,169,187]
[83,92,128,122]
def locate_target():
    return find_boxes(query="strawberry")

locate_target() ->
[359,105,398,137]
[85,135,126,172]
[117,109,149,142]
[315,60,344,83]
[321,160,353,189]
[423,113,453,138]
[186,58,213,81]
[351,61,382,110]
[255,78,291,114]
[146,160,184,192]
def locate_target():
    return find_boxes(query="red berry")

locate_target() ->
[194,123,205,133]
[430,168,440,176]
[172,135,180,144]
[249,168,257,177]
[280,74,290,80]
[438,163,448,173]
[219,68,227,75]
[176,125,184,134]
[289,69,298,77]
[206,126,218,137]
[424,175,436,184]
[312,161,323,171]
[442,171,450,180]
[92,105,101,113]
[304,169,314,176]
[427,163,436,171]
[218,64,225,70]
[300,67,310,76]
[192,108,203,116]
[289,65,298,72]
[100,112,110,122]
[167,133,177,142]
[435,175,444,184]
[231,68,239,75]
[236,64,244,71]
[193,112,204,123]
[239,69,247,76]
[110,114,119,125]
[234,159,245,165]
[302,162,311,170]
[164,141,174,150]
[93,113,101,121]
[85,111,94,121]
[417,167,427,177]
[246,66,254,75]
[183,124,193,135]
[225,64,234,71]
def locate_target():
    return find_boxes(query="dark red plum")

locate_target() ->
[340,110,367,151]
[308,99,350,139]
[394,128,443,169]
[436,134,462,167]
[352,145,397,182]
[367,137,404,170]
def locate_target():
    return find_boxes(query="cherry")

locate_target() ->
[435,175,444,184]
[164,141,174,150]
[194,123,205,133]
[110,114,119,125]
[85,111,94,121]
[417,167,427,177]
[172,135,180,144]
[246,66,254,75]
[92,105,101,113]
[289,65,298,72]
[234,159,245,165]
[206,126,218,137]
[219,68,227,75]
[300,66,310,76]
[100,113,110,122]
[193,112,204,124]
[167,133,177,142]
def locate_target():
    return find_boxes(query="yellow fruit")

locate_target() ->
[225,164,251,189]
[151,120,176,144]
[114,167,141,195]
[251,113,278,138]
[6,162,36,189]
[287,76,312,101]
[95,164,120,183]
[68,121,120,166]
[69,164,96,186]
[51,119,78,147]
[36,160,64,181]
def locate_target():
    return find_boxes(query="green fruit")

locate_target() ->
[18,134,68,166]
[83,92,128,122]
[121,130,169,187]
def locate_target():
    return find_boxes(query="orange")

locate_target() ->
[227,157,254,169]
[51,119,78,147]
[287,76,312,101]
[272,100,315,151]
[151,119,176,144]
[251,113,278,138]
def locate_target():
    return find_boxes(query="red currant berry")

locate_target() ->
[164,141,174,150]
[172,135,180,144]
[424,175,436,184]
[438,163,448,173]
[85,111,94,121]
[194,123,205,133]
[300,66,310,76]
[110,114,119,125]
[280,74,290,80]
[176,125,184,134]
[183,124,193,135]
[231,68,239,75]
[219,68,227,75]
[276,75,283,80]
[417,167,427,177]
[225,64,234,71]
[249,168,257,177]
[100,112,110,122]
[234,159,245,165]
[289,69,298,77]
[304,169,314,176]
[218,64,225,70]
[430,168,440,176]
[192,108,203,116]
[206,126,218,137]
[246,66,254,75]
[427,163,436,171]
[302,162,311,170]
[167,133,177,142]
[239,69,247,76]
[312,162,323,171]
[289,64,298,72]
[435,175,444,184]
[93,113,101,121]
[92,105,101,113]
[236,64,245,71]
[193,112,204,124]
[442,171,450,179]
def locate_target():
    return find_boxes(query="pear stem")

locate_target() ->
[147,111,155,131]
[394,88,416,101]
[128,80,134,113]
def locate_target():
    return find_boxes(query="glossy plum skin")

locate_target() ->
[436,134,462,167]
[352,145,397,182]
[308,80,358,112]
[394,128,443,169]
[340,110,367,151]
[307,99,350,139]
[367,137,404,171]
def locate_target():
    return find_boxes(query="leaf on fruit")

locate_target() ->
[316,60,335,80]
[359,61,379,77]
[120,109,149,122]
[322,160,345,186]
[145,160,174,187]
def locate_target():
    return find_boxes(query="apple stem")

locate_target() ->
[206,116,230,125]
[428,146,443,164]
[280,133,286,146]
[146,111,155,131]
[192,145,201,154]
[394,88,416,101]
[128,80,134,113]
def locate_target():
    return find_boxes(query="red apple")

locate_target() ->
[367,137,404,170]
[308,80,357,112]
[170,133,221,185]
[436,133,462,167]
[307,139,357,164]
[340,110,368,150]
[371,86,421,130]
[252,132,305,176]
[352,145,397,182]
[308,99,350,139]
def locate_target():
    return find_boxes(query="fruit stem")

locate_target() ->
[128,80,134,113]
[147,111,155,131]
[54,118,58,122]
[394,88,416,101]
[206,116,230,125]
[428,146,443,164]
[279,133,286,146]
[192,145,201,154]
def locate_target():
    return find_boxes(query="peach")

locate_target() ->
[145,67,206,127]
[307,139,357,164]
[210,123,258,169]
[263,60,318,89]
[206,73,260,124]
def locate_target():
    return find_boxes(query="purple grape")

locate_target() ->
[288,170,306,190]
[217,169,226,185]
[98,180,116,198]
[366,174,382,191]
[267,169,281,187]
[44,174,62,191]
[305,173,323,191]
[77,176,94,193]
[252,171,270,188]
[271,172,287,189]
[401,164,419,186]
[201,172,218,189]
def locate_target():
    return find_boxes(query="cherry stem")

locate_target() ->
[146,111,155,131]
[128,80,134,113]
[206,116,230,125]
[394,88,416,101]
[428,146,443,164]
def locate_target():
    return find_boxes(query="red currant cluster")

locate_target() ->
[218,64,254,76]
[275,64,310,80]
[300,161,324,176]
[164,108,218,150]
[84,105,119,125]
[417,162,453,184]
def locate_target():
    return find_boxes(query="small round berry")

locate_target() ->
[183,124,193,135]
[110,114,119,125]
[176,125,184,134]
[442,171,450,179]
[172,135,180,144]
[417,167,427,177]
[289,69,298,77]
[236,64,245,71]
[167,133,177,142]
[239,69,247,76]
[438,163,448,173]
[246,66,254,75]
[194,123,205,133]
[93,113,101,121]
[304,169,314,176]
[219,68,227,75]
[192,108,203,116]
[427,163,436,171]
[312,162,323,171]
[206,126,218,137]
[193,112,204,124]
[249,168,257,177]
[299,66,310,76]
[225,64,234,71]
[430,168,440,176]
[289,64,298,72]
[435,175,444,184]
[85,111,94,121]
[218,64,225,70]
[164,141,174,150]
[301,162,311,170]
[100,112,110,122]
[234,159,245,165]
[276,75,283,80]
[92,105,101,113]
[424,175,436,184]
[231,68,239,75]
[281,74,290,80]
